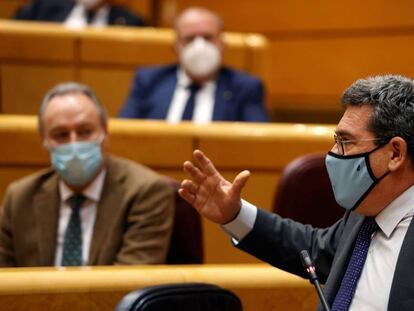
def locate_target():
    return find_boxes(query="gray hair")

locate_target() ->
[341,74,414,165]
[38,82,108,136]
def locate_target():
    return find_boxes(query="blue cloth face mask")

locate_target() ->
[325,144,389,210]
[50,140,102,186]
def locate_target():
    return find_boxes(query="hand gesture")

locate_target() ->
[179,150,250,224]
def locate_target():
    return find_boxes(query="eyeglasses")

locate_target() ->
[334,134,386,155]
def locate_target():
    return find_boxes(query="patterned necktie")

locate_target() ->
[61,194,87,266]
[331,217,379,310]
[181,83,201,120]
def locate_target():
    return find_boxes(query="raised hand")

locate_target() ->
[179,150,250,224]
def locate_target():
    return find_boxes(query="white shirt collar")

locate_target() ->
[59,169,107,203]
[64,4,110,29]
[376,184,414,237]
[176,67,215,89]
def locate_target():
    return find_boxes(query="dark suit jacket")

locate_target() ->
[13,0,145,27]
[237,208,414,311]
[0,155,174,267]
[118,64,269,122]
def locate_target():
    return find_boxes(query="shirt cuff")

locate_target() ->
[221,199,257,242]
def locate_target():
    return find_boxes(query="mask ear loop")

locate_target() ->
[351,141,391,210]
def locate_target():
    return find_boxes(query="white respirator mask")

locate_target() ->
[180,37,221,78]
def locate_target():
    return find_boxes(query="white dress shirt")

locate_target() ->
[223,185,414,310]
[64,4,109,29]
[55,169,106,266]
[166,69,216,124]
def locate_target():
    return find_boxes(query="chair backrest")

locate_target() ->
[273,153,344,228]
[115,283,243,311]
[164,178,203,264]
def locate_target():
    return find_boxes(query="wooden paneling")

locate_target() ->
[1,64,75,114]
[0,265,318,311]
[0,0,28,19]
[79,68,134,117]
[0,115,335,264]
[268,34,414,112]
[158,0,414,32]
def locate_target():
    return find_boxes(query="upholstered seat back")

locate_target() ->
[165,178,203,264]
[273,153,344,228]
[115,283,243,311]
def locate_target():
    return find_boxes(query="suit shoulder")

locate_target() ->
[220,66,263,86]
[107,155,169,186]
[5,168,55,194]
[136,64,177,79]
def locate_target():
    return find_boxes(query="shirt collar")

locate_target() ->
[59,169,107,204]
[376,184,414,237]
[176,67,215,89]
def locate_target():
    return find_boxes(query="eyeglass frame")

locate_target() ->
[333,134,388,155]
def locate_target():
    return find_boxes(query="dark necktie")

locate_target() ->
[86,10,95,24]
[61,194,87,266]
[181,83,201,121]
[331,217,379,310]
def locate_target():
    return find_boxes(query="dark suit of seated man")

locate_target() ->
[0,82,173,267]
[118,7,269,123]
[14,0,145,28]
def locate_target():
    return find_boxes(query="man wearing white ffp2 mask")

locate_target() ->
[119,7,269,123]
[180,37,221,80]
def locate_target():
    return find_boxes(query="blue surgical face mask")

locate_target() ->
[325,144,389,210]
[50,140,103,186]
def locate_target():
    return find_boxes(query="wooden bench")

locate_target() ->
[0,20,269,117]
[0,264,318,311]
[0,115,335,263]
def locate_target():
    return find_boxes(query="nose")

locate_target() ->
[331,143,339,154]
[68,131,79,143]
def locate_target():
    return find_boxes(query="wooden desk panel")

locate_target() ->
[0,265,318,311]
[1,64,76,114]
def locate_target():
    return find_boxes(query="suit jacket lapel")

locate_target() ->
[388,216,414,311]
[33,174,60,266]
[213,68,233,121]
[153,72,177,119]
[88,157,125,264]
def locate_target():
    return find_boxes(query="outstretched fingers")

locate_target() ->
[193,149,220,177]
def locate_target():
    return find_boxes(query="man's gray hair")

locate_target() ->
[38,82,108,136]
[341,74,414,164]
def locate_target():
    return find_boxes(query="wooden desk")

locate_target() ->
[0,264,318,311]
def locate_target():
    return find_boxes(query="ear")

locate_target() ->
[388,137,408,171]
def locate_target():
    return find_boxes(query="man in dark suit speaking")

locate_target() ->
[14,0,145,28]
[118,7,269,123]
[179,75,414,310]
[0,82,173,267]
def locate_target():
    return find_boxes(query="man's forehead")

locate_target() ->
[177,11,220,33]
[336,105,373,136]
[46,93,95,112]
